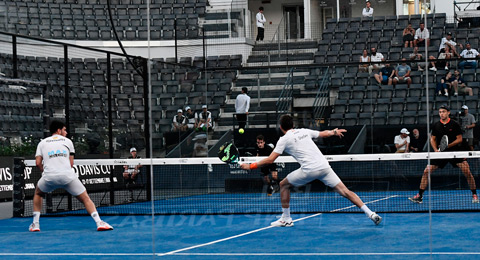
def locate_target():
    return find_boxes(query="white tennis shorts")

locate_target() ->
[37,175,86,196]
[286,167,341,188]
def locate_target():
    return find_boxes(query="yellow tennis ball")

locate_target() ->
[239,128,244,134]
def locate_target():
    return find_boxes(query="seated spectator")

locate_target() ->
[123,147,141,191]
[409,129,426,153]
[195,105,213,131]
[439,32,461,56]
[362,1,373,18]
[368,47,384,74]
[414,22,430,47]
[373,63,394,86]
[359,49,370,73]
[429,45,454,71]
[184,106,196,129]
[393,59,411,88]
[192,133,208,157]
[409,46,425,71]
[172,109,188,132]
[458,42,480,71]
[403,23,415,48]
[436,71,453,97]
[451,70,473,96]
[395,128,410,153]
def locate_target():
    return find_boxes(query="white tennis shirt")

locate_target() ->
[35,134,75,176]
[273,128,330,172]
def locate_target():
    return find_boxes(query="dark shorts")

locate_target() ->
[431,158,466,169]
[403,34,414,42]
[260,164,277,176]
[382,75,389,84]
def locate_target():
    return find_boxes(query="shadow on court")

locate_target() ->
[0,213,479,259]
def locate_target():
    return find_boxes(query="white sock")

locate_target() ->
[91,212,101,223]
[33,211,40,223]
[361,205,374,218]
[282,207,290,219]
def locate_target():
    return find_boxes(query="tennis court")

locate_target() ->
[2,154,479,259]
[1,210,480,259]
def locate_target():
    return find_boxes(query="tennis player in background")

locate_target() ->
[240,115,382,227]
[30,120,113,232]
[409,105,479,204]
[256,135,279,196]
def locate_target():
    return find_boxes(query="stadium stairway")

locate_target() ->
[214,39,320,131]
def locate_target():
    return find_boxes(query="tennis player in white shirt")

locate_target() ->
[241,115,382,227]
[29,120,113,232]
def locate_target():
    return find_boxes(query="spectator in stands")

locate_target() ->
[458,42,480,71]
[393,58,412,88]
[185,106,196,130]
[403,23,415,48]
[409,46,425,71]
[235,87,250,129]
[172,109,188,132]
[429,45,454,71]
[395,128,410,153]
[368,47,384,74]
[362,1,374,18]
[195,105,213,131]
[413,22,430,47]
[436,71,453,97]
[439,32,461,56]
[373,63,394,86]
[459,105,476,151]
[451,70,473,96]
[256,7,266,42]
[123,147,141,190]
[409,129,425,153]
[359,49,370,72]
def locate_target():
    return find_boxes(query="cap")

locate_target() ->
[202,105,207,109]
[185,106,191,110]
[447,32,452,36]
[462,105,469,110]
[177,109,183,113]
[439,104,450,111]
[130,147,136,152]
[400,128,410,135]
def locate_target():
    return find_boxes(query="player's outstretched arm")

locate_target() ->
[319,128,347,138]
[241,152,280,170]
[35,156,44,172]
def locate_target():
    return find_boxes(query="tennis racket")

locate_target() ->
[218,141,240,164]
[438,135,449,151]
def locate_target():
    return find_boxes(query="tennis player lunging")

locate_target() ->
[29,120,113,232]
[409,105,479,204]
[240,115,382,227]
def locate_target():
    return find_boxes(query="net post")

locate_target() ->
[12,157,25,217]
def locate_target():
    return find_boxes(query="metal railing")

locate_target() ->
[275,67,294,120]
[312,67,331,128]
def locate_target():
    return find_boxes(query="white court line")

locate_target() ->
[157,195,398,257]
[173,252,480,256]
[0,253,152,256]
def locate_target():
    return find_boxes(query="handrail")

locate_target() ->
[312,67,331,128]
[276,67,294,120]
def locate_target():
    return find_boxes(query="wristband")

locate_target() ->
[250,162,258,170]
[333,129,337,136]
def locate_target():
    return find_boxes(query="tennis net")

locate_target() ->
[13,152,480,217]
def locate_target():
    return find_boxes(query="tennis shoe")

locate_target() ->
[473,194,479,203]
[370,213,382,225]
[96,221,113,231]
[408,194,423,204]
[29,222,40,232]
[270,217,294,227]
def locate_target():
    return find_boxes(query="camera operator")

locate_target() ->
[458,105,476,151]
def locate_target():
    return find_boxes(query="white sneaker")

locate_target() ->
[429,67,437,72]
[96,221,114,231]
[454,92,458,96]
[444,92,448,97]
[418,67,424,71]
[270,217,294,227]
[370,213,382,225]
[445,66,449,70]
[29,222,40,232]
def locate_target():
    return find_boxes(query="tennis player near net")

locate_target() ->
[29,120,113,232]
[256,135,279,196]
[240,115,382,227]
[409,104,479,204]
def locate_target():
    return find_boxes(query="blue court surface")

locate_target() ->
[0,212,479,260]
